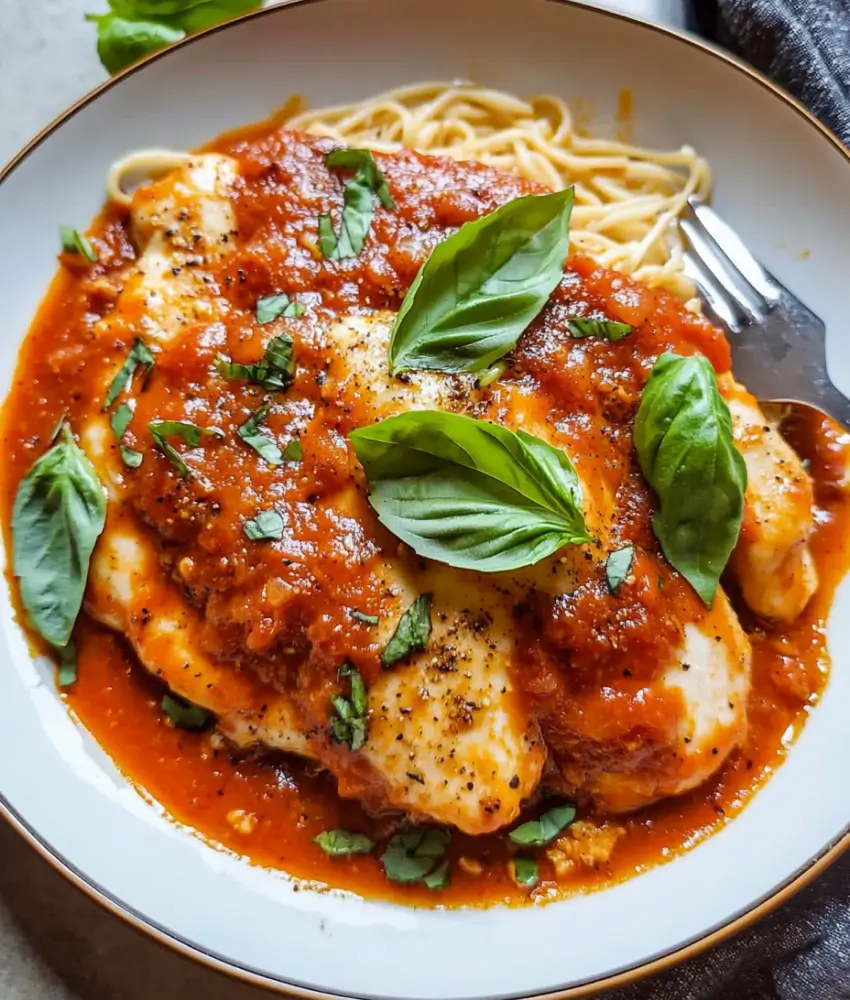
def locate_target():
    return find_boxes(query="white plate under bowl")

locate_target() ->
[0,1,848,997]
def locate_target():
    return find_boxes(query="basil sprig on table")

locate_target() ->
[387,189,574,375]
[12,425,106,650]
[381,829,451,888]
[634,352,747,607]
[319,149,396,260]
[349,410,591,573]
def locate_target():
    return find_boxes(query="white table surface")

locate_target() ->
[0,2,687,998]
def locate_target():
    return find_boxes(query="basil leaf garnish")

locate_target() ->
[161,693,214,731]
[319,148,395,260]
[103,337,155,409]
[422,860,451,890]
[329,662,368,751]
[605,546,634,595]
[512,857,539,888]
[59,226,97,263]
[85,13,185,75]
[314,829,375,856]
[12,425,106,649]
[216,333,294,392]
[508,805,576,846]
[282,438,302,463]
[110,402,144,469]
[388,189,573,375]
[349,410,591,573]
[634,352,747,606]
[380,829,450,884]
[381,594,432,669]
[58,641,78,689]
[568,318,632,341]
[150,419,223,478]
[350,609,379,626]
[256,294,305,325]
[237,401,284,466]
[243,509,284,542]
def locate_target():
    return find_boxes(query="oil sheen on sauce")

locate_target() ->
[2,120,849,908]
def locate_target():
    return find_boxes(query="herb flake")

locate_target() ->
[314,829,375,856]
[236,401,284,466]
[243,509,284,542]
[605,546,635,595]
[568,318,633,341]
[381,594,432,669]
[508,805,576,846]
[162,693,214,731]
[103,337,155,409]
[60,226,97,263]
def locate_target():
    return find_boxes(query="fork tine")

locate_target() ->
[687,196,783,303]
[683,251,747,334]
[680,216,770,324]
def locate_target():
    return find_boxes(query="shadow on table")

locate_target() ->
[1,818,848,999]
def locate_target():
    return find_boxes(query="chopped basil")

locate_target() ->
[243,509,284,542]
[216,333,295,392]
[478,361,508,389]
[350,609,379,626]
[508,805,576,846]
[236,400,284,466]
[150,419,223,478]
[349,410,591,573]
[103,337,155,409]
[256,293,305,325]
[329,662,368,751]
[59,226,97,263]
[388,189,573,375]
[282,438,303,463]
[12,425,106,649]
[380,829,450,885]
[512,857,539,888]
[568,318,632,341]
[381,594,432,669]
[314,829,375,856]
[422,860,451,890]
[605,546,635,595]
[634,352,747,606]
[161,693,214,731]
[57,641,78,689]
[319,148,395,260]
[109,402,143,469]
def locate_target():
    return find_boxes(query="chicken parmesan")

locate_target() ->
[3,85,849,906]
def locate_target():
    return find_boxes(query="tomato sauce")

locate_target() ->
[2,122,848,907]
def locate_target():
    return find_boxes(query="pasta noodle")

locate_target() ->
[287,82,711,300]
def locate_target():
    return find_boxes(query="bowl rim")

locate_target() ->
[1,1,849,996]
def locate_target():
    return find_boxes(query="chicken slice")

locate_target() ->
[721,377,818,621]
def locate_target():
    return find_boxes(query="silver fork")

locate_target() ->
[679,195,850,428]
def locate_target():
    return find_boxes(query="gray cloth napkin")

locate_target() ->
[611,2,850,996]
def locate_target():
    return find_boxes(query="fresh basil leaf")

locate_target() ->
[166,0,260,32]
[349,410,591,573]
[381,594,432,669]
[109,402,144,469]
[508,805,576,846]
[58,641,78,689]
[103,337,155,409]
[256,294,305,325]
[237,400,284,466]
[85,12,185,74]
[320,149,395,260]
[282,438,303,463]
[12,425,106,649]
[59,226,97,263]
[422,860,451,890]
[243,509,284,542]
[329,664,368,751]
[478,361,508,389]
[568,317,632,341]
[326,149,396,210]
[161,692,214,731]
[634,352,747,606]
[350,609,379,626]
[381,829,450,884]
[314,829,375,856]
[217,333,294,392]
[107,0,216,16]
[605,546,634,595]
[150,419,223,478]
[512,857,539,888]
[388,189,573,375]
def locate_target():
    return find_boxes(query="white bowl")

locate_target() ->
[1,1,848,997]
